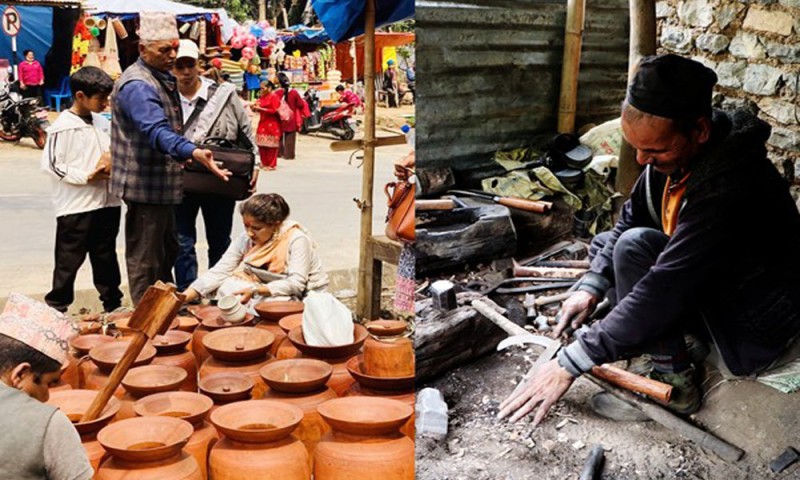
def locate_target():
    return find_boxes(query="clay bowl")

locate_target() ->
[346,355,415,391]
[254,301,304,322]
[70,334,115,357]
[151,330,192,355]
[175,315,200,333]
[209,400,303,443]
[278,313,303,333]
[89,340,157,374]
[365,319,409,337]
[97,416,194,462]
[202,326,274,362]
[47,389,120,435]
[259,359,332,394]
[287,324,368,359]
[122,365,188,398]
[318,397,413,436]
[198,372,254,404]
[133,392,213,427]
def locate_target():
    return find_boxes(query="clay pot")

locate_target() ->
[47,389,121,473]
[254,300,304,322]
[287,324,368,359]
[192,305,256,330]
[278,314,303,333]
[122,365,188,398]
[90,340,157,374]
[152,331,198,392]
[362,320,414,378]
[315,397,414,480]
[176,315,200,333]
[344,383,415,439]
[365,320,409,337]
[191,326,211,369]
[198,372,254,405]
[58,356,80,390]
[83,364,127,398]
[70,334,115,357]
[346,355,414,392]
[133,392,218,480]
[208,400,310,480]
[203,327,274,362]
[199,354,274,400]
[259,359,332,394]
[96,417,200,479]
[255,320,287,358]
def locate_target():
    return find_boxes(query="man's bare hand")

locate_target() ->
[87,165,110,182]
[180,288,200,304]
[497,359,575,425]
[553,290,599,338]
[192,148,232,182]
[249,168,259,193]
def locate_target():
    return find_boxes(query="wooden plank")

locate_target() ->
[370,235,402,264]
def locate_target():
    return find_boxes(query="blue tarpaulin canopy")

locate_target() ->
[310,0,413,43]
[0,5,53,66]
[280,25,330,44]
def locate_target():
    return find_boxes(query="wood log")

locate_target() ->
[513,266,587,279]
[557,0,587,134]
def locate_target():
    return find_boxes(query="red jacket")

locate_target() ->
[275,88,309,132]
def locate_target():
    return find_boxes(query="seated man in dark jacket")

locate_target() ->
[499,54,800,424]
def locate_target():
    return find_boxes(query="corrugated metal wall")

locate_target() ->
[417,0,630,174]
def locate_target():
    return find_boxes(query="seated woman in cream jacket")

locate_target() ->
[181,193,328,309]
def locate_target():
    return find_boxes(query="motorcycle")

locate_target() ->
[300,88,357,141]
[0,81,50,149]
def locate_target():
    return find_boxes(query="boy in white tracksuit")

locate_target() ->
[40,66,123,313]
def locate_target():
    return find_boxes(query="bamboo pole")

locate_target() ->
[557,0,587,134]
[258,0,266,22]
[615,0,656,197]
[356,0,377,320]
[352,38,358,85]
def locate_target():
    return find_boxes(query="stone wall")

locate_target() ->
[657,0,800,181]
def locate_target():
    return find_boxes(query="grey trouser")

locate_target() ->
[124,201,178,305]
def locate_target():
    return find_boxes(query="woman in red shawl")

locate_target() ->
[251,80,282,170]
[275,72,309,160]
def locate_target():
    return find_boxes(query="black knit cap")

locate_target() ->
[626,54,718,119]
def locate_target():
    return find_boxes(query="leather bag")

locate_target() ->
[183,137,254,200]
[385,173,415,243]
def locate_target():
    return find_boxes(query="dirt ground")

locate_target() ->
[415,347,798,480]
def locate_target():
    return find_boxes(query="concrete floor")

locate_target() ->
[0,108,412,312]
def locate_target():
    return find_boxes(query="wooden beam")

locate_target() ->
[356,0,378,321]
[369,236,402,264]
[557,0,587,134]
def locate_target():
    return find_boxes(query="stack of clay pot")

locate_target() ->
[68,333,115,389]
[208,400,310,479]
[118,365,188,420]
[150,330,198,392]
[47,389,121,473]
[188,305,256,369]
[133,392,217,480]
[82,340,158,400]
[260,359,337,468]
[95,416,201,479]
[286,323,369,396]
[344,320,415,437]
[198,371,255,414]
[314,397,414,479]
[199,326,275,399]
[254,301,304,358]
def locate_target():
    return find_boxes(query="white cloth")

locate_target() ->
[179,76,213,124]
[301,291,354,346]
[189,228,329,302]
[40,111,120,218]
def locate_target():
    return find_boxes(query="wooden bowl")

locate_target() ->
[259,359,332,394]
[151,330,192,355]
[70,334,115,357]
[97,416,193,462]
[318,397,413,436]
[89,341,157,374]
[122,365,187,398]
[287,324,368,359]
[133,392,213,427]
[202,327,274,362]
[365,320,409,337]
[47,389,120,435]
[278,314,303,333]
[209,400,303,443]
[198,372,254,404]
[346,355,415,391]
[254,301,304,322]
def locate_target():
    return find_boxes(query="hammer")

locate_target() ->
[80,282,184,422]
[472,299,672,402]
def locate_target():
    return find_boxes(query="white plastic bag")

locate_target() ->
[302,291,354,346]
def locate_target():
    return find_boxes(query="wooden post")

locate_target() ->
[615,0,656,197]
[557,0,587,134]
[352,38,358,86]
[258,0,266,22]
[356,0,378,321]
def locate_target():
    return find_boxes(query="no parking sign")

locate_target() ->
[2,6,21,37]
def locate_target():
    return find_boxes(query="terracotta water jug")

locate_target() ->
[70,333,116,388]
[151,330,198,392]
[96,417,201,479]
[362,320,414,377]
[190,305,256,368]
[254,301,304,357]
[344,383,415,439]
[208,400,310,480]
[134,392,217,480]
[47,390,120,474]
[199,327,276,399]
[118,365,188,421]
[315,397,414,480]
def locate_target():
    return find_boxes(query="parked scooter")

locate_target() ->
[0,81,50,149]
[300,88,356,140]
